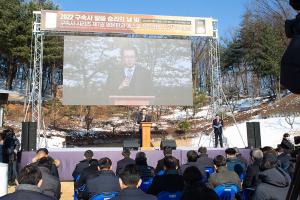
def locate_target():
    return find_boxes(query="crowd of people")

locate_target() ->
[0,132,299,200]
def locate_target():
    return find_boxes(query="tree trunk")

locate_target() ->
[5,59,17,90]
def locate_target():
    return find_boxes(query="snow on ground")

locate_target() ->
[224,117,300,148]
[190,116,300,148]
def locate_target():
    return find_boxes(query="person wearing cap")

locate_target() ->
[280,133,295,152]
[72,150,94,179]
[116,149,135,176]
[253,153,291,200]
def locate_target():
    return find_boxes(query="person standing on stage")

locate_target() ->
[213,115,224,148]
[136,108,151,147]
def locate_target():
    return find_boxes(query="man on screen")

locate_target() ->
[105,47,152,96]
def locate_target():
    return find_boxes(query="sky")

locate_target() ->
[52,0,250,39]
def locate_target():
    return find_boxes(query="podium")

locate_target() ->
[141,122,152,150]
[109,96,155,105]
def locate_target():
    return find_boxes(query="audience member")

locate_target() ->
[72,150,94,180]
[37,157,61,199]
[135,152,155,179]
[112,164,156,200]
[234,147,248,166]
[197,147,214,168]
[261,146,274,154]
[181,166,218,200]
[0,164,54,200]
[86,157,121,198]
[179,150,203,175]
[281,133,295,152]
[32,148,60,178]
[155,147,179,174]
[225,148,246,178]
[208,155,241,189]
[253,153,291,200]
[116,149,135,176]
[75,159,99,191]
[147,156,184,195]
[243,149,263,189]
[3,128,20,184]
[276,145,294,177]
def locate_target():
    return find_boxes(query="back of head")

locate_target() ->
[98,157,112,170]
[18,164,42,186]
[37,148,49,155]
[163,147,173,156]
[251,148,263,160]
[276,145,285,153]
[135,152,147,166]
[225,148,237,157]
[120,164,140,187]
[187,150,198,162]
[37,157,53,171]
[261,146,274,154]
[261,153,278,170]
[198,147,207,155]
[213,155,227,167]
[163,156,177,170]
[122,149,131,158]
[84,150,93,160]
[89,159,99,168]
[183,166,203,185]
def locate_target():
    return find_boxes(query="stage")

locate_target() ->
[20,147,251,181]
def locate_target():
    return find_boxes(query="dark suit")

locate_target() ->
[116,157,135,176]
[112,188,156,200]
[38,167,61,200]
[147,170,184,195]
[105,66,152,96]
[213,119,224,148]
[155,157,180,174]
[197,154,214,168]
[86,170,121,198]
[243,159,262,188]
[281,138,295,152]
[72,159,90,179]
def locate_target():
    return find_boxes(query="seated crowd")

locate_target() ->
[1,134,298,200]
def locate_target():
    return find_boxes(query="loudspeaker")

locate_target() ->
[123,139,140,151]
[22,122,37,151]
[160,139,177,150]
[0,93,9,105]
[246,122,261,148]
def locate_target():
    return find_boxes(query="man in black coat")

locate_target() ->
[104,47,152,97]
[179,150,204,175]
[86,157,121,198]
[116,149,135,176]
[243,149,263,189]
[155,147,179,174]
[0,164,55,200]
[37,157,61,200]
[72,150,94,180]
[147,156,184,195]
[112,164,156,200]
[281,133,295,152]
[213,115,224,148]
[181,166,218,200]
[197,147,214,168]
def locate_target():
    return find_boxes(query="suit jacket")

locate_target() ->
[86,170,121,197]
[38,167,61,200]
[208,166,241,189]
[155,157,180,174]
[116,157,135,176]
[0,184,55,200]
[243,159,262,188]
[197,154,214,169]
[112,188,156,200]
[105,66,152,96]
[147,170,184,195]
[72,159,90,179]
